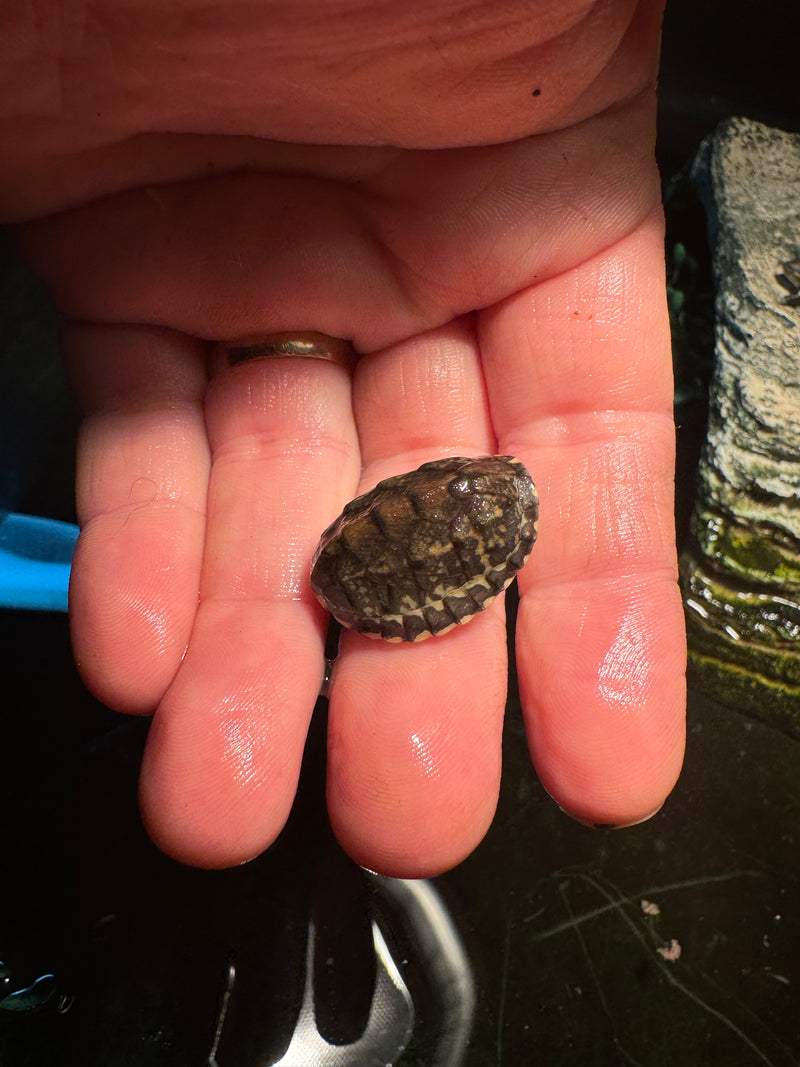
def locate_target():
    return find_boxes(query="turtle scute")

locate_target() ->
[310,455,539,641]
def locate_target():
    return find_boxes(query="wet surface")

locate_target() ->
[0,602,798,1065]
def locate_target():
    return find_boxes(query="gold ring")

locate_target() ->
[225,331,356,368]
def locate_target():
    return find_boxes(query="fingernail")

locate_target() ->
[559,802,665,830]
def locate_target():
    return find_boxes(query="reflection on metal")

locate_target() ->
[208,958,236,1067]
[205,878,474,1067]
[273,920,414,1067]
[371,877,475,1067]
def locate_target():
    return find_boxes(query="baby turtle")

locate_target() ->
[310,455,539,642]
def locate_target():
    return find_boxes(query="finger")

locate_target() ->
[479,211,686,827]
[65,322,209,713]
[139,354,360,867]
[327,318,508,877]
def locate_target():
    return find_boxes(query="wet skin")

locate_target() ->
[0,0,686,873]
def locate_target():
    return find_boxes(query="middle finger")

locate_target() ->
[326,317,511,877]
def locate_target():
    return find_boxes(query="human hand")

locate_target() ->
[3,0,685,873]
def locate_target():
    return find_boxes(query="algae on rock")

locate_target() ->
[682,117,800,730]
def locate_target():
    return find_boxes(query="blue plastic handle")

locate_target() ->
[0,511,79,612]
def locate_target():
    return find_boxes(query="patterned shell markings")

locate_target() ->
[310,455,539,642]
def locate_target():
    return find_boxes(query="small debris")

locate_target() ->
[641,900,661,916]
[657,939,682,962]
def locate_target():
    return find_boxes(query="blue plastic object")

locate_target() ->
[0,511,78,612]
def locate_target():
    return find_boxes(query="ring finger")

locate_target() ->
[140,343,360,867]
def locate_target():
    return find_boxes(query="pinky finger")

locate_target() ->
[65,322,210,714]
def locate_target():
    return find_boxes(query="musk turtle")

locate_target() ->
[310,455,539,642]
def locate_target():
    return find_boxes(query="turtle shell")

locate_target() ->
[310,455,539,642]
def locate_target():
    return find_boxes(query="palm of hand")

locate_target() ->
[7,0,685,873]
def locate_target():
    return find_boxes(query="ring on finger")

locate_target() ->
[223,331,357,370]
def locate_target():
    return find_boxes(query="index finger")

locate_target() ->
[480,211,686,827]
